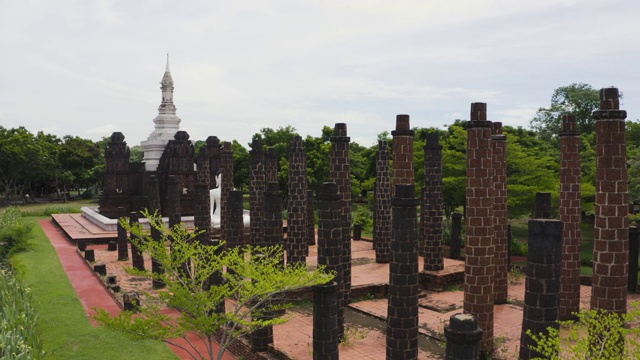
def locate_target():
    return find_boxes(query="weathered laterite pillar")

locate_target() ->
[444,313,483,360]
[464,102,495,354]
[329,123,352,304]
[559,114,582,320]
[450,213,462,260]
[129,212,145,271]
[264,182,284,253]
[307,190,316,246]
[492,122,508,304]
[422,132,444,271]
[534,192,552,219]
[629,227,639,293]
[386,184,419,360]
[195,149,211,243]
[250,139,265,247]
[167,175,182,229]
[220,142,234,244]
[287,135,309,264]
[519,219,563,360]
[205,136,221,187]
[250,297,273,352]
[313,281,339,360]
[591,87,629,315]
[117,206,129,261]
[227,190,245,250]
[375,140,392,263]
[318,182,345,339]
[266,148,278,184]
[148,176,165,289]
[392,115,415,190]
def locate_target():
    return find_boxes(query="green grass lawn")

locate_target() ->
[10,217,177,360]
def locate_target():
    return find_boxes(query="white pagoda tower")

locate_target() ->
[141,55,182,171]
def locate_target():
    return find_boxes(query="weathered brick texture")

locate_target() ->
[422,132,444,271]
[559,114,582,320]
[375,140,392,263]
[464,103,495,354]
[250,139,265,247]
[220,142,234,243]
[329,123,352,304]
[491,123,508,304]
[591,87,629,314]
[392,115,415,190]
[287,135,309,264]
[444,313,483,360]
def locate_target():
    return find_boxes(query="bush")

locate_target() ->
[352,205,373,234]
[0,267,44,359]
[0,208,34,259]
[20,206,82,217]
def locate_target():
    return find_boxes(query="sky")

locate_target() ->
[1,0,639,149]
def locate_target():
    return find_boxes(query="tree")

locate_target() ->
[231,140,249,191]
[94,210,333,360]
[530,83,600,141]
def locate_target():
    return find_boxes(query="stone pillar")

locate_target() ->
[250,139,265,247]
[250,299,273,352]
[205,136,221,187]
[559,114,582,320]
[374,140,392,263]
[148,176,165,289]
[391,115,415,190]
[129,212,145,271]
[227,190,245,249]
[117,207,129,261]
[307,190,316,245]
[492,122,508,304]
[386,184,419,360]
[329,123,352,303]
[464,102,494,353]
[422,132,444,271]
[519,219,563,360]
[444,313,483,360]
[264,182,283,249]
[266,147,278,184]
[287,135,309,264]
[629,227,639,293]
[591,87,628,314]
[167,175,182,228]
[450,213,462,260]
[534,192,552,219]
[220,142,234,244]
[195,149,211,243]
[313,281,339,360]
[318,182,345,338]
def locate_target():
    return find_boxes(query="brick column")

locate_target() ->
[450,213,462,260]
[629,227,639,293]
[266,148,278,184]
[559,114,582,320]
[392,115,415,191]
[250,139,265,247]
[250,301,273,351]
[313,281,339,360]
[422,132,444,271]
[519,219,563,360]
[386,184,419,360]
[129,212,145,271]
[318,182,345,338]
[444,313,483,360]
[287,135,309,264]
[591,87,628,314]
[117,206,129,261]
[329,123,352,303]
[307,190,316,245]
[227,190,245,249]
[534,192,552,219]
[148,176,165,289]
[264,182,283,249]
[374,140,392,263]
[492,122,508,304]
[167,175,182,229]
[206,136,221,187]
[220,142,234,244]
[195,149,211,243]
[464,103,494,353]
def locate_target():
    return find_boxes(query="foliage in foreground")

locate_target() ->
[0,267,44,360]
[0,207,34,260]
[95,209,333,360]
[527,303,640,359]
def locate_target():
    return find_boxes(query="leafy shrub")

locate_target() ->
[352,205,373,234]
[0,208,34,259]
[0,267,44,359]
[20,206,82,217]
[527,302,640,359]
[510,232,528,256]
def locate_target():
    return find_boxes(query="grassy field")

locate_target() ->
[9,213,177,360]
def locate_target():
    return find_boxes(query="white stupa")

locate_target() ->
[141,55,182,171]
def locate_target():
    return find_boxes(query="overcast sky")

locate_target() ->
[1,0,639,148]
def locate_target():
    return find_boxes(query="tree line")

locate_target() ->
[3,83,639,219]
